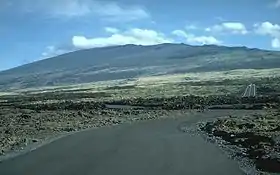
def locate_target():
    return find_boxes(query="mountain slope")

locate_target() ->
[0,43,280,90]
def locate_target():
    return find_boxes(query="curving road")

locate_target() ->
[242,83,256,97]
[0,110,250,175]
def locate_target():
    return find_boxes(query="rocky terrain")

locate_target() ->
[1,84,280,174]
[199,111,280,174]
[0,104,179,157]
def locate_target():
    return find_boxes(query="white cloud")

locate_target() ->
[16,0,149,22]
[254,22,280,37]
[172,30,190,38]
[187,36,221,45]
[105,27,119,34]
[72,28,173,49]
[272,38,280,48]
[254,22,280,49]
[206,22,248,35]
[172,30,222,45]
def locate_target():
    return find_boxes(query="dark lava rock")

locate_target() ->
[100,110,109,115]
[0,149,4,155]
[200,114,280,174]
[32,139,38,143]
[247,148,265,159]
[77,111,83,117]
[237,123,255,129]
[255,157,280,173]
[4,129,12,135]
[213,130,235,142]
[271,126,280,132]
[238,134,275,147]
[201,122,215,133]
[63,127,76,132]
[19,114,32,119]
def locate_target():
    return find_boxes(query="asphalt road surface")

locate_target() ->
[0,110,250,175]
[242,83,256,97]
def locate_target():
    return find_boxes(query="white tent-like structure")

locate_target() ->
[242,84,256,97]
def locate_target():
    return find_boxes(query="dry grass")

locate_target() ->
[1,68,279,100]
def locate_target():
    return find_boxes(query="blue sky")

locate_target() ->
[1,0,280,71]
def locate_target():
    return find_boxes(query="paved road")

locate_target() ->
[0,110,249,175]
[242,83,256,97]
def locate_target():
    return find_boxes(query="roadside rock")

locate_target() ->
[200,112,280,173]
[255,157,280,173]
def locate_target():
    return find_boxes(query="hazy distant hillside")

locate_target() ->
[0,43,280,90]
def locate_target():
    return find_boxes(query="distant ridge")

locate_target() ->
[0,43,280,90]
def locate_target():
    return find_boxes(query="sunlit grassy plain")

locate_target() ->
[1,68,280,101]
